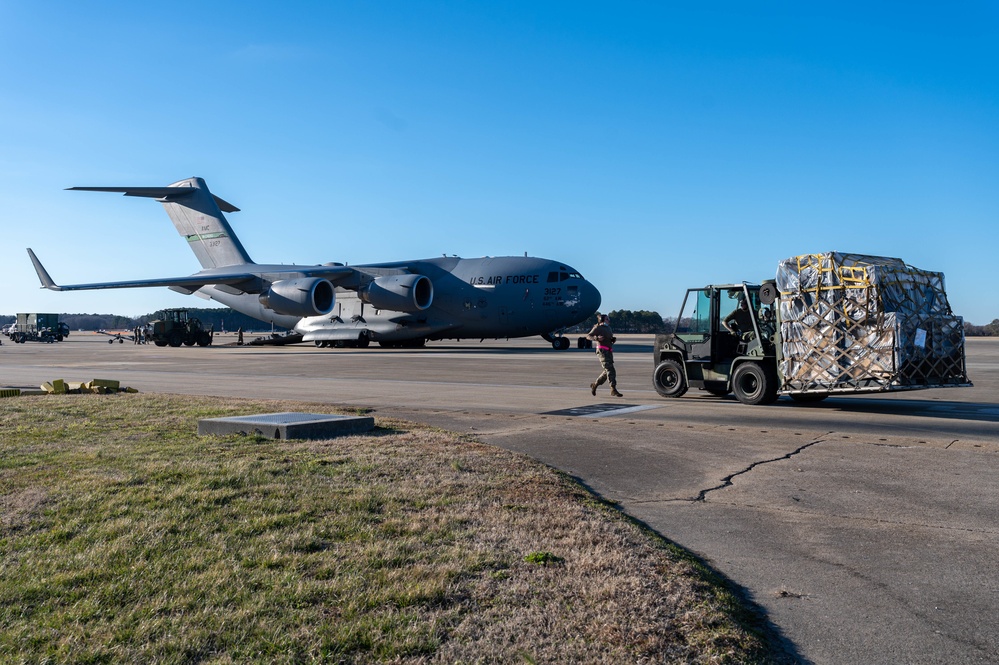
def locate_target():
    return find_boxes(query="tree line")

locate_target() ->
[569,310,671,334]
[964,320,999,337]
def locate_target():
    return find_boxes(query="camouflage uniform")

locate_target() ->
[587,319,621,396]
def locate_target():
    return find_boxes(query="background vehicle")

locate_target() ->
[148,309,213,347]
[5,313,70,343]
[653,253,971,405]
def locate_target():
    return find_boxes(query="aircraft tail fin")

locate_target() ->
[68,177,254,269]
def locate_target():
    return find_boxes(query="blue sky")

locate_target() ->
[2,2,996,324]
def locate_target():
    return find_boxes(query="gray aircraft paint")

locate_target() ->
[28,177,601,347]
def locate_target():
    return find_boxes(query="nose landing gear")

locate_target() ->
[541,332,572,350]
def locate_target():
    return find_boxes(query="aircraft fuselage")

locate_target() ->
[203,255,600,344]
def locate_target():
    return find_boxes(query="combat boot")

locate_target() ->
[610,388,623,397]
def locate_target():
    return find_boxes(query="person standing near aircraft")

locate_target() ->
[588,314,622,397]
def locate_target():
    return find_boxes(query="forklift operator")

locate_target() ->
[723,297,754,336]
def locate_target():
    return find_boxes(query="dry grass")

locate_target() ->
[0,394,782,663]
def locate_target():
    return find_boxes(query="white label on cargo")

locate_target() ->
[914,328,927,348]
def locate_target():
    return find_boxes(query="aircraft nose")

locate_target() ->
[581,280,602,315]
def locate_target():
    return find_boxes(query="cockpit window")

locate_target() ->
[550,270,583,282]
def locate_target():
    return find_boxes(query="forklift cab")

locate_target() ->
[672,284,764,365]
[654,283,776,400]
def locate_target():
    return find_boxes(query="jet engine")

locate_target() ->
[359,274,433,312]
[258,278,335,317]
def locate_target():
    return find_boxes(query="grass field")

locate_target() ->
[0,394,782,663]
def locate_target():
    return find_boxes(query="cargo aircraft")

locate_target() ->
[27,177,601,349]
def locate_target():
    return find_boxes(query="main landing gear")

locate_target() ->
[314,331,372,349]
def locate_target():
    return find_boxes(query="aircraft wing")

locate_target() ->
[27,248,356,293]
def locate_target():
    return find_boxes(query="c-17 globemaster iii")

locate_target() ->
[27,177,601,349]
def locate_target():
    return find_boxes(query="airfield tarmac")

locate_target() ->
[3,334,998,664]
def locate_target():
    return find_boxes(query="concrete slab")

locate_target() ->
[198,412,374,440]
[543,402,662,418]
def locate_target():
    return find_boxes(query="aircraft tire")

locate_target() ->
[653,359,688,398]
[732,361,779,406]
[356,332,370,348]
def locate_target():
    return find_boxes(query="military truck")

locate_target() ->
[6,313,70,343]
[149,309,213,347]
[653,252,971,405]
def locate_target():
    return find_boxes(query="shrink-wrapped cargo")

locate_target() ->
[775,252,968,392]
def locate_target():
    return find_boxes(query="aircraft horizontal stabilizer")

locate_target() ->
[67,186,240,213]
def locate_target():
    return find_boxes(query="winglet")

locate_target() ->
[27,248,62,291]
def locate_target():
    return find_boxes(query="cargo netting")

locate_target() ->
[775,252,969,393]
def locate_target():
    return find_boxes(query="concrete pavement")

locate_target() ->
[3,334,998,664]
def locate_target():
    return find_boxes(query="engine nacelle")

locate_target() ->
[258,278,336,317]
[359,274,433,312]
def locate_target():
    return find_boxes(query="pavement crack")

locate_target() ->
[693,436,828,502]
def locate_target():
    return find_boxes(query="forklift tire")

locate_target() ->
[197,331,212,347]
[653,359,688,398]
[168,330,185,347]
[732,362,779,405]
